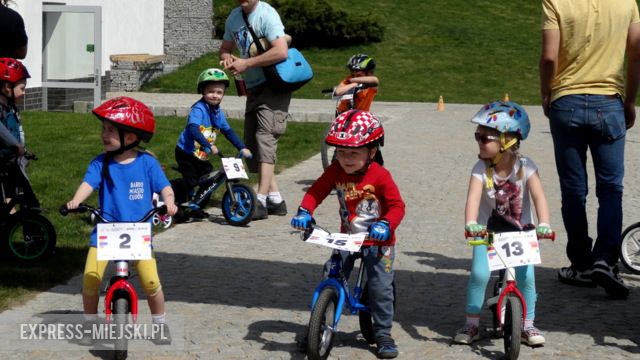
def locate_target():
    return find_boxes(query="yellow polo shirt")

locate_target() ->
[542,0,640,101]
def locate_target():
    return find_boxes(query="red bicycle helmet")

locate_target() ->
[92,97,155,142]
[0,58,30,83]
[325,109,384,148]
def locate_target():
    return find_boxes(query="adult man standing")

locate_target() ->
[219,0,291,220]
[0,0,28,59]
[539,0,640,299]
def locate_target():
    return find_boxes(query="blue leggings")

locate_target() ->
[465,245,536,320]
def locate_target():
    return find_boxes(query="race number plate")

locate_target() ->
[222,157,248,179]
[304,228,366,252]
[97,223,152,260]
[486,230,541,271]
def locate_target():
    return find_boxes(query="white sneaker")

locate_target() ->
[521,326,545,346]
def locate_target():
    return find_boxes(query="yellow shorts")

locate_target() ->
[82,247,162,297]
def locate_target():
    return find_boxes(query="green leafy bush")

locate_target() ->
[213,0,384,49]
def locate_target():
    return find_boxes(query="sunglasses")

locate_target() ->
[474,132,499,144]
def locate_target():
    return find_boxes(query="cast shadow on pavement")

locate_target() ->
[44,250,639,357]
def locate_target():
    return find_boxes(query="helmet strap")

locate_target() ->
[484,133,518,190]
[101,129,140,185]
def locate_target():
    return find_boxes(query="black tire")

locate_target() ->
[620,222,640,274]
[307,288,338,360]
[320,123,332,170]
[114,297,129,360]
[222,183,256,226]
[503,295,522,360]
[4,213,56,261]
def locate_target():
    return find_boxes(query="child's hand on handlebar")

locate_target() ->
[465,221,486,237]
[291,207,313,230]
[204,145,219,155]
[239,148,252,159]
[536,223,553,238]
[66,200,81,210]
[368,220,390,241]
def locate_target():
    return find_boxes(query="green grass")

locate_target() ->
[0,112,327,311]
[143,0,543,104]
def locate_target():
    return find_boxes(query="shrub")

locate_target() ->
[213,0,385,49]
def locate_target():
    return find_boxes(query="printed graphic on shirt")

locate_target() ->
[233,27,252,58]
[193,125,218,161]
[336,182,381,234]
[128,181,145,201]
[491,180,522,230]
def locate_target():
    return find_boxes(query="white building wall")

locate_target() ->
[9,0,164,88]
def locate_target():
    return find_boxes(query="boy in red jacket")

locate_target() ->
[291,109,405,359]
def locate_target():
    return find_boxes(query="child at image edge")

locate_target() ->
[175,68,251,214]
[291,109,405,359]
[65,97,178,345]
[0,57,39,208]
[454,100,553,347]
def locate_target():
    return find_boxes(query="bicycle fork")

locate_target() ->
[310,256,367,332]
[104,260,139,322]
[487,267,527,328]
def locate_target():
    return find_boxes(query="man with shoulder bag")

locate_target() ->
[220,0,292,221]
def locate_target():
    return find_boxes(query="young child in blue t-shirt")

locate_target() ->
[174,68,251,212]
[65,97,178,344]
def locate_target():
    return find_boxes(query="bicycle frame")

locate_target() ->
[310,250,368,331]
[182,153,243,210]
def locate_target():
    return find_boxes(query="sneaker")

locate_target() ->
[266,199,287,216]
[453,323,480,344]
[252,202,268,220]
[591,260,629,299]
[151,323,172,345]
[521,326,545,346]
[375,336,399,359]
[557,267,597,288]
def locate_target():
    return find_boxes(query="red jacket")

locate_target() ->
[300,161,405,246]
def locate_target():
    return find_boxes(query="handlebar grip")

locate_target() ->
[157,204,168,215]
[59,203,89,216]
[58,205,69,216]
[321,88,334,94]
[538,231,556,241]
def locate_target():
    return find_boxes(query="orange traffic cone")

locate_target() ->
[503,93,510,102]
[437,95,445,111]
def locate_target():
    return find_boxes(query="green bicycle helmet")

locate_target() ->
[347,54,376,72]
[196,68,230,93]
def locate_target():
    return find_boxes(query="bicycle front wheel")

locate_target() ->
[620,223,640,274]
[114,297,129,360]
[503,294,522,360]
[222,183,256,226]
[4,213,56,261]
[307,287,338,360]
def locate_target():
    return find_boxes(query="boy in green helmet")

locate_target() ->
[174,68,251,215]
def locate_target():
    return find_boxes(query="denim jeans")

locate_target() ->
[548,94,626,269]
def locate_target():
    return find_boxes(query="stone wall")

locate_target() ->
[20,75,110,112]
[164,0,215,66]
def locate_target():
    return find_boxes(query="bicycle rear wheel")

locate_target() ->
[320,123,333,170]
[4,213,56,261]
[620,223,640,274]
[307,287,338,360]
[503,294,522,360]
[114,297,129,360]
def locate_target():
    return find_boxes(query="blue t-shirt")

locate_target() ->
[176,99,245,160]
[84,152,170,247]
[0,105,23,158]
[223,1,286,89]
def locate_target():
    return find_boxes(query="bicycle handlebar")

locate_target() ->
[59,203,167,223]
[465,229,556,245]
[320,83,376,95]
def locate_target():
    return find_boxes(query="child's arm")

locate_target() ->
[334,76,379,96]
[159,185,178,216]
[219,126,251,158]
[66,182,94,210]
[464,176,486,234]
[349,75,379,86]
[187,123,217,154]
[527,172,550,225]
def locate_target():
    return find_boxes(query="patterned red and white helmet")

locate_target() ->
[0,58,30,83]
[92,97,155,142]
[325,109,384,148]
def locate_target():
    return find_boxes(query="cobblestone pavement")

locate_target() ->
[1,96,639,359]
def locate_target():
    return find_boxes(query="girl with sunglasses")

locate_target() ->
[454,100,552,347]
